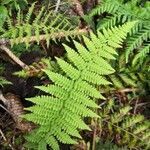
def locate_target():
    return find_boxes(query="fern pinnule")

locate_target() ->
[110,106,132,124]
[109,75,124,89]
[133,122,150,135]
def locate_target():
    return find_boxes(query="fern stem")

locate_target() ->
[0,45,29,69]
[92,97,98,150]
[92,119,97,150]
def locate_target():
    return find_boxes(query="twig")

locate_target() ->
[54,0,61,13]
[92,119,97,150]
[0,90,8,105]
[0,104,10,114]
[0,128,15,150]
[117,88,139,93]
[0,45,29,69]
[133,98,139,114]
[136,102,150,107]
[0,90,10,113]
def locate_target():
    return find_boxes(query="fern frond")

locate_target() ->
[24,22,135,150]
[100,99,150,149]
[109,75,124,89]
[89,0,150,69]
[25,2,36,23]
[0,3,81,48]
[110,106,132,123]
[122,115,144,129]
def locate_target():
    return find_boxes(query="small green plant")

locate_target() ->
[0,77,11,87]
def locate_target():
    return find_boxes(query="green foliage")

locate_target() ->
[0,76,11,87]
[0,0,27,10]
[23,22,135,150]
[14,58,56,78]
[0,5,8,27]
[87,0,150,98]
[96,140,127,150]
[0,3,81,48]
[0,0,27,28]
[89,0,150,70]
[99,99,150,149]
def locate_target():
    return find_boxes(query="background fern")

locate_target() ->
[89,0,150,70]
[87,0,150,101]
[99,99,150,149]
[23,22,135,150]
[0,3,82,48]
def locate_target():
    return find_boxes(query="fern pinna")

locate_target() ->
[23,22,135,150]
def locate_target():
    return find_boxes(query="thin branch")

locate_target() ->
[92,119,97,150]
[117,88,139,93]
[0,45,29,69]
[0,104,10,114]
[0,90,8,105]
[0,128,15,150]
[136,102,150,107]
[133,98,139,114]
[54,0,61,13]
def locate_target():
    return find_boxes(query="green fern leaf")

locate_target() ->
[24,22,136,150]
